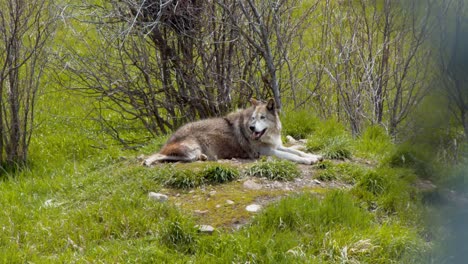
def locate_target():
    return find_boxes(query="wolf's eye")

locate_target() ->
[260,115,266,120]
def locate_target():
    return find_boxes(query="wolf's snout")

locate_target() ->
[249,125,255,132]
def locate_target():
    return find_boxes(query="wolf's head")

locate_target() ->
[248,98,281,141]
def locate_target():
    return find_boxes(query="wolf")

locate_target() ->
[143,98,322,166]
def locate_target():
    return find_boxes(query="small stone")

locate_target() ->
[148,192,168,202]
[243,180,262,190]
[194,210,209,215]
[313,179,322,185]
[226,200,235,205]
[215,204,221,208]
[208,190,217,197]
[246,204,262,212]
[270,181,284,189]
[196,225,215,234]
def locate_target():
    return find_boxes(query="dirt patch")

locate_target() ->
[154,158,353,230]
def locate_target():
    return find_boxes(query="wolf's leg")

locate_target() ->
[260,148,315,165]
[277,146,323,162]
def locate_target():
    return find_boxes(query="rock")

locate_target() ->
[196,225,215,234]
[215,204,221,208]
[194,210,209,215]
[148,192,168,202]
[243,180,262,190]
[313,179,322,185]
[246,204,262,212]
[226,200,235,205]
[208,190,217,197]
[270,181,284,189]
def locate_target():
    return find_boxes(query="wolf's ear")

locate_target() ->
[250,98,259,106]
[266,98,276,111]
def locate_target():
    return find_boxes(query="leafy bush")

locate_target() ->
[281,109,319,139]
[246,159,300,181]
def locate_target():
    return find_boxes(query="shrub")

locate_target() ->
[246,159,300,181]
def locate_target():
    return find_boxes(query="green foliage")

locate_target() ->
[157,163,240,189]
[383,144,434,178]
[354,125,393,160]
[352,166,420,219]
[314,160,368,183]
[357,171,390,196]
[163,167,204,189]
[246,159,300,181]
[281,109,319,139]
[306,119,353,160]
[202,165,239,184]
[195,191,428,263]
[254,191,371,232]
[160,215,198,254]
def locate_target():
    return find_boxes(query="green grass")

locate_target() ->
[306,119,353,160]
[281,109,319,139]
[353,125,393,160]
[156,163,240,189]
[0,82,434,263]
[194,191,429,263]
[245,159,300,181]
[314,160,368,183]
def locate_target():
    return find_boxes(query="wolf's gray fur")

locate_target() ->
[143,99,322,165]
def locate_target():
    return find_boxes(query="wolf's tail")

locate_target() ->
[142,141,206,166]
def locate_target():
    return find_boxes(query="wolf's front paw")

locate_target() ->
[308,155,323,164]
